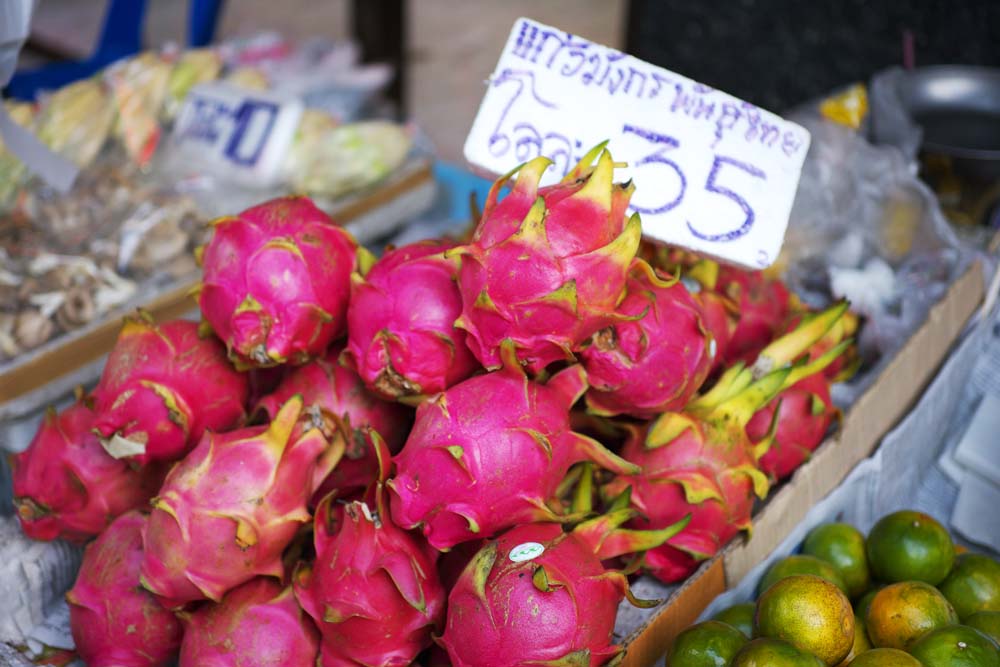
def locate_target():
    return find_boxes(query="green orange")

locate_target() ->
[665,620,748,667]
[965,611,1000,645]
[730,637,825,667]
[939,554,1000,620]
[854,586,883,619]
[757,555,850,597]
[908,624,1000,667]
[866,510,954,585]
[845,648,922,666]
[865,581,958,650]
[803,523,871,598]
[754,574,855,666]
[712,603,755,638]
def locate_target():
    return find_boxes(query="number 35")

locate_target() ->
[625,124,766,243]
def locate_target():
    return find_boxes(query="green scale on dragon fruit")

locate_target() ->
[90,312,248,465]
[12,391,165,543]
[197,195,358,369]
[140,396,343,608]
[388,344,640,551]
[294,429,446,667]
[603,302,852,583]
[253,343,413,505]
[452,144,641,375]
[344,238,481,403]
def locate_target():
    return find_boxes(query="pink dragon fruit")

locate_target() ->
[579,259,713,418]
[714,265,791,365]
[294,430,445,667]
[344,239,480,402]
[746,369,839,482]
[254,344,412,502]
[197,195,357,368]
[91,313,248,465]
[388,350,639,551]
[178,578,320,667]
[453,145,641,373]
[603,303,850,583]
[67,511,183,667]
[140,396,342,607]
[438,509,689,666]
[12,393,165,543]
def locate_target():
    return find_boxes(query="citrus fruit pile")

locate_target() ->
[666,510,1000,666]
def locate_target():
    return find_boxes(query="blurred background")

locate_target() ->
[15,0,1000,162]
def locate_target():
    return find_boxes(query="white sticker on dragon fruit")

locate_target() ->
[509,542,545,562]
[463,18,811,270]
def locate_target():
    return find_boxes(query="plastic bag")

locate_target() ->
[776,94,984,404]
[285,120,412,199]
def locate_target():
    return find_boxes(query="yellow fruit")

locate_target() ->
[845,648,922,666]
[754,574,855,666]
[730,637,825,667]
[712,603,755,638]
[803,523,871,598]
[666,620,748,667]
[908,624,1000,667]
[836,614,872,667]
[866,510,954,585]
[758,555,850,597]
[939,554,1000,620]
[865,581,958,650]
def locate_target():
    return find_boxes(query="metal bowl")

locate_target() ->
[897,65,1000,180]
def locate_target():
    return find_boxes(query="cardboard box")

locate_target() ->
[618,260,986,667]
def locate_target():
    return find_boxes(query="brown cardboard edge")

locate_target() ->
[0,161,435,404]
[722,259,985,586]
[619,556,726,667]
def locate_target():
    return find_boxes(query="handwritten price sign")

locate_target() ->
[464,18,811,269]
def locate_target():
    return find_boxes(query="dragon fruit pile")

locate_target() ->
[11,145,859,667]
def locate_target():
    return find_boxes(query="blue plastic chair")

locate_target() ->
[5,0,224,101]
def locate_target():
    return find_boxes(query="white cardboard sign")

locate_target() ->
[464,18,812,269]
[172,82,303,187]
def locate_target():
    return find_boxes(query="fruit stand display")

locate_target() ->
[2,22,998,667]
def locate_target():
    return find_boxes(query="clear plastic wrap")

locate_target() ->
[777,99,986,405]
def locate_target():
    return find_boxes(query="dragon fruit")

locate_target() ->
[453,145,641,373]
[140,396,342,607]
[579,259,713,418]
[344,239,480,402]
[91,313,248,465]
[715,265,791,365]
[12,394,164,543]
[782,307,861,382]
[388,350,639,550]
[178,578,319,667]
[603,303,850,582]
[294,430,445,667]
[747,372,839,481]
[197,196,357,368]
[67,511,182,667]
[438,509,689,666]
[254,344,412,502]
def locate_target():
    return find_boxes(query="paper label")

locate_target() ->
[508,542,545,562]
[464,18,812,269]
[172,82,303,187]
